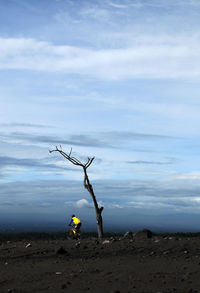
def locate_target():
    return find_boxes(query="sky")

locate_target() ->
[1,0,200,233]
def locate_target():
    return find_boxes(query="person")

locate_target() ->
[69,214,82,234]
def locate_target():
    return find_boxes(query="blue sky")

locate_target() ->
[1,0,200,232]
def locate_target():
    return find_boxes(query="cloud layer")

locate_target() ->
[1,177,200,214]
[1,35,200,80]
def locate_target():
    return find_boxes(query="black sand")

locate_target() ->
[1,232,200,293]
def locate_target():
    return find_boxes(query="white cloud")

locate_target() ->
[75,198,105,209]
[1,35,200,80]
[79,7,111,21]
[76,198,93,208]
[171,172,200,181]
[128,0,200,7]
[192,197,200,203]
[108,2,128,9]
[125,101,200,124]
[109,203,123,208]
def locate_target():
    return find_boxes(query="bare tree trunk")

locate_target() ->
[49,146,104,239]
[83,167,104,238]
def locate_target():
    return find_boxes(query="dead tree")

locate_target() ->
[49,146,104,238]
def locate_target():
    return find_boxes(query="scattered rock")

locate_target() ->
[70,273,78,278]
[56,246,68,255]
[123,232,133,239]
[135,229,153,239]
[102,240,110,244]
[2,233,200,293]
[109,236,117,242]
[61,284,67,289]
[183,266,187,270]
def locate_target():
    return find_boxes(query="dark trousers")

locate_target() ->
[76,223,81,231]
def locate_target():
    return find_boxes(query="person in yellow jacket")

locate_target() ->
[69,214,82,233]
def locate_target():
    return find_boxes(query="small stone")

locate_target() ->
[123,231,133,239]
[56,246,67,254]
[110,237,116,242]
[135,229,152,239]
[102,240,110,244]
[61,284,67,289]
[183,266,187,270]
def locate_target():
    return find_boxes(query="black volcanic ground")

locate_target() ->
[1,231,200,293]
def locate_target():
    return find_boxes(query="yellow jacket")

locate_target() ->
[72,216,81,225]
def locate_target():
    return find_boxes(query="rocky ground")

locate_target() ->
[1,230,200,293]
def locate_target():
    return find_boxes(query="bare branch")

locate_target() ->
[86,157,95,168]
[49,146,95,168]
[70,156,83,165]
[69,147,72,157]
[49,145,90,167]
[99,206,104,213]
